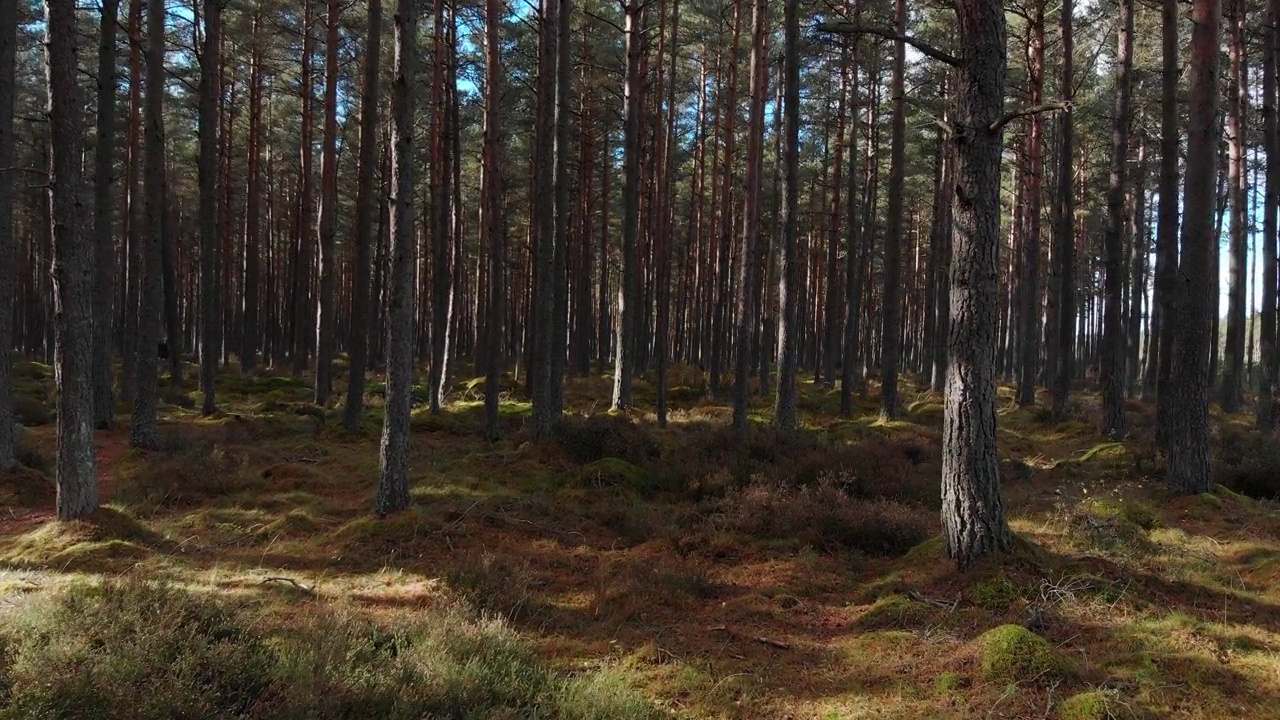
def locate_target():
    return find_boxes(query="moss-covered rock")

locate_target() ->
[1057,690,1138,719]
[978,624,1074,684]
[857,594,932,630]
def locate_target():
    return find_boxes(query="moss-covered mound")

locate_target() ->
[978,624,1075,684]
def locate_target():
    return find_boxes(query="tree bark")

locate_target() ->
[130,0,166,450]
[375,0,418,516]
[612,0,642,410]
[1051,0,1075,417]
[242,14,263,375]
[91,0,121,429]
[482,0,506,439]
[315,0,341,405]
[880,0,907,420]
[774,0,799,431]
[942,0,1013,568]
[0,0,16,471]
[1167,0,1219,495]
[1016,2,1044,407]
[1153,0,1180,438]
[1101,0,1132,435]
[46,0,99,518]
[344,0,382,430]
[199,0,221,415]
[1221,0,1247,412]
[733,0,767,431]
[1261,0,1279,429]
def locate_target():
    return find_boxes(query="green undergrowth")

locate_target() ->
[0,581,664,720]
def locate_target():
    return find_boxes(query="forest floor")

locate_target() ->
[2,360,1280,719]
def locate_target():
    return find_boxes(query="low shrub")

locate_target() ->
[714,479,935,556]
[1214,427,1280,500]
[554,414,660,466]
[11,395,49,427]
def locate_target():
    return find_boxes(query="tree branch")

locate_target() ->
[989,101,1071,132]
[815,21,961,67]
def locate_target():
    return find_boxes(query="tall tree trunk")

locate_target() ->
[530,0,559,435]
[91,0,121,428]
[1154,0,1180,438]
[199,0,221,415]
[709,0,741,400]
[344,0,382,430]
[550,0,572,416]
[242,14,263,374]
[482,0,505,439]
[1221,0,1247,412]
[1261,0,1279,429]
[1101,0,1132,434]
[428,0,453,415]
[293,0,316,376]
[315,0,341,404]
[839,40,863,414]
[1168,0,1219,494]
[942,0,1013,568]
[375,0,418,516]
[46,0,99,518]
[774,0,799,431]
[130,0,166,450]
[119,0,144,403]
[880,0,907,420]
[1051,0,1075,417]
[612,0,642,410]
[0,0,17,471]
[1016,3,1044,407]
[733,0,767,431]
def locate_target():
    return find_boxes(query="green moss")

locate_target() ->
[46,539,151,571]
[1200,492,1224,509]
[934,672,962,694]
[1089,499,1161,530]
[1057,690,1137,719]
[857,594,931,630]
[902,535,945,564]
[971,575,1027,611]
[577,457,649,490]
[263,510,322,537]
[978,625,1074,684]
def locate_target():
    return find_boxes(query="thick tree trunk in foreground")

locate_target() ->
[344,0,382,431]
[46,0,98,519]
[942,0,1012,568]
[375,0,418,516]
[1167,0,1219,495]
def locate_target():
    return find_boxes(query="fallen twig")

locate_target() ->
[709,625,791,650]
[259,576,314,594]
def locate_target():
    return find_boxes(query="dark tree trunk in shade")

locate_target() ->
[733,0,767,431]
[46,0,99,518]
[1051,0,1075,417]
[1167,0,1219,495]
[774,0,799,431]
[1261,0,1279,429]
[344,0,382,431]
[1221,0,1247,413]
[0,0,17,471]
[130,0,166,450]
[880,0,907,421]
[91,0,120,429]
[375,0,418,516]
[293,0,316,378]
[1153,0,1179,439]
[942,0,1013,568]
[428,0,453,416]
[119,0,143,404]
[314,0,341,405]
[839,39,862,415]
[241,15,263,375]
[530,0,559,435]
[1016,3,1043,407]
[1101,0,1131,435]
[482,0,505,440]
[199,0,221,415]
